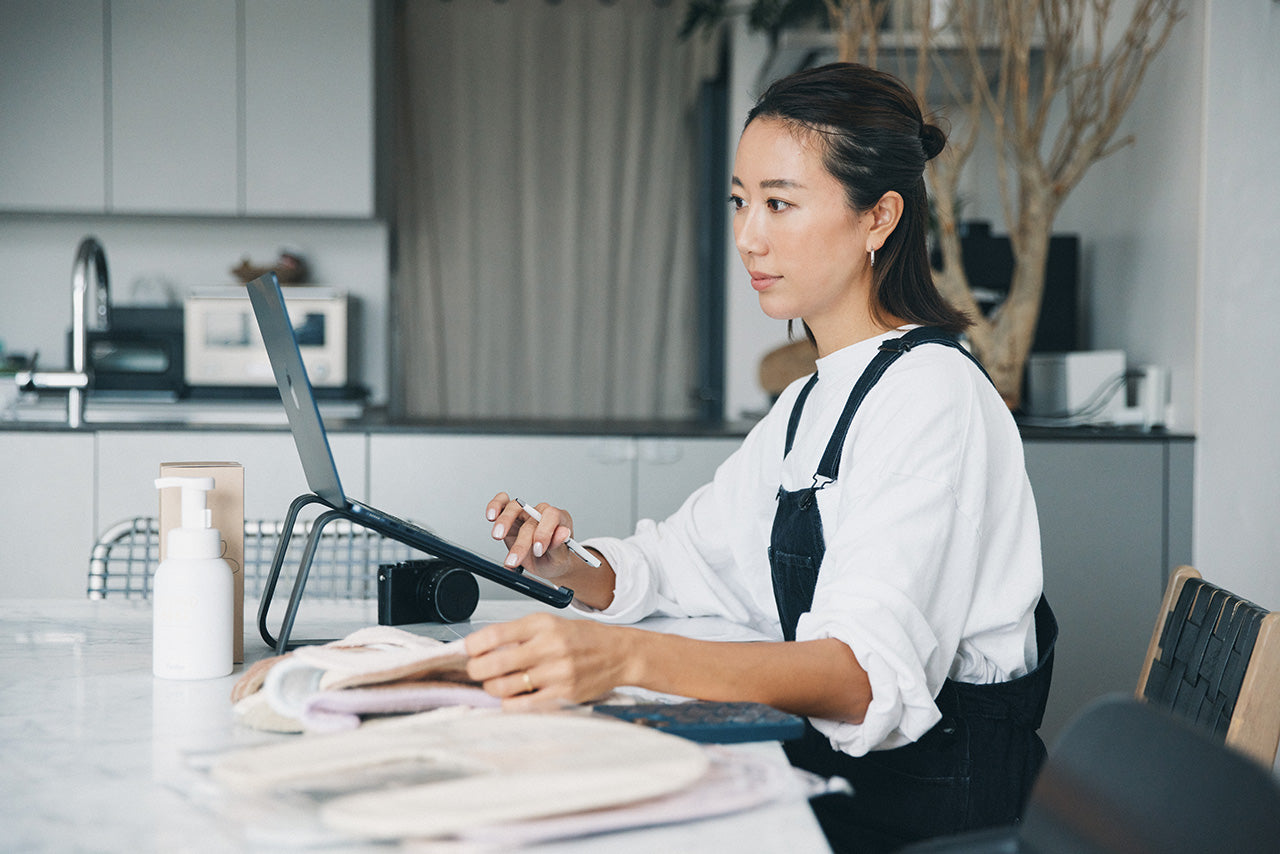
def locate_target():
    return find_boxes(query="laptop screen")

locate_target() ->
[245,272,346,508]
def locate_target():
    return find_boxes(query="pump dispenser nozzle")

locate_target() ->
[155,476,222,560]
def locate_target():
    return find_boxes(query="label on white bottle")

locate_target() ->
[153,556,234,680]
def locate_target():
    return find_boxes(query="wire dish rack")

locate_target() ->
[87,516,419,600]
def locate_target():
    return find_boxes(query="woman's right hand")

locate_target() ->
[485,492,583,581]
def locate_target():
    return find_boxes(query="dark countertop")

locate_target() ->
[347,412,762,438]
[0,398,756,437]
[1016,424,1194,442]
[363,416,1194,442]
[0,408,1194,442]
[0,388,1193,440]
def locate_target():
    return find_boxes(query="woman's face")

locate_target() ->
[731,118,876,352]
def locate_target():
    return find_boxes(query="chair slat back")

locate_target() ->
[1142,577,1265,738]
[88,516,418,601]
[1138,565,1280,766]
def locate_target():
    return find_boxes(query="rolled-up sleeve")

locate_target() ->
[798,473,980,754]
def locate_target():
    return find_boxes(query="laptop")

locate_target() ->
[245,272,574,608]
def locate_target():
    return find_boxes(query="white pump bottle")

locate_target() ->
[153,476,234,679]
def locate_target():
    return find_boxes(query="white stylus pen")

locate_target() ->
[515,499,602,567]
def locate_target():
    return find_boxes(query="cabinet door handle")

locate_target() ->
[638,440,683,466]
[586,438,637,465]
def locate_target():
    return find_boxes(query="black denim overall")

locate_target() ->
[769,327,1057,854]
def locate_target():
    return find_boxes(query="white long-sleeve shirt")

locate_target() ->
[580,328,1043,757]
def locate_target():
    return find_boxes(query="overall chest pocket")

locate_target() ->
[768,548,820,640]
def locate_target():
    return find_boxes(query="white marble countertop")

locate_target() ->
[0,598,830,853]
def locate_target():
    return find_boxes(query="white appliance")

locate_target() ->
[1025,350,1168,429]
[184,287,349,388]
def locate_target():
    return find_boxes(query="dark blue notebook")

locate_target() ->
[594,701,806,744]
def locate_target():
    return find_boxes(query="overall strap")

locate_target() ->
[813,327,988,484]
[783,371,821,457]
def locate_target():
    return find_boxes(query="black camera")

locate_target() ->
[377,559,480,625]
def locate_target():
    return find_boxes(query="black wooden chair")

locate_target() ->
[1136,565,1280,767]
[86,515,415,600]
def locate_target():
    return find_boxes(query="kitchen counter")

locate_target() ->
[0,391,1191,441]
[0,388,367,430]
[0,404,760,438]
[0,597,831,853]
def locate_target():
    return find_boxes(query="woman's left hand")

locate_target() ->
[464,613,636,711]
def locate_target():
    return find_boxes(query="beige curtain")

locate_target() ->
[392,0,719,420]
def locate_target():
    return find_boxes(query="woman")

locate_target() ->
[465,62,1055,853]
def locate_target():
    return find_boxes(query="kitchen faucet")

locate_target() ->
[15,237,111,428]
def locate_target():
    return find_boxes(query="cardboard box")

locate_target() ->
[159,461,245,663]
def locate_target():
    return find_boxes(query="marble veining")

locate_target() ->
[0,599,828,853]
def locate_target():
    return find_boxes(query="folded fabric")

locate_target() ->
[231,654,288,704]
[211,708,712,840]
[231,625,482,732]
[452,744,816,848]
[299,681,499,733]
[290,625,472,689]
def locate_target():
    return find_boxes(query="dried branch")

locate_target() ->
[910,0,986,327]
[824,0,891,64]
[904,0,1184,402]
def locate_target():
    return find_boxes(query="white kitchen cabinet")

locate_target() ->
[0,0,374,217]
[94,429,366,530]
[368,434,635,598]
[634,437,740,523]
[243,0,375,217]
[0,0,106,212]
[109,0,239,214]
[1024,436,1194,743]
[0,432,96,597]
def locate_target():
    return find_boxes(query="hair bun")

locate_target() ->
[920,123,946,161]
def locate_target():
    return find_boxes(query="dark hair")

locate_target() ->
[747,62,968,334]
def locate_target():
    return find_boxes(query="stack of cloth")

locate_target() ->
[231,625,496,733]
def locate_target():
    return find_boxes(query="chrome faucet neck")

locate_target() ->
[71,236,110,375]
[14,237,111,427]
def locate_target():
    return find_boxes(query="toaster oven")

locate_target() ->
[184,287,349,388]
[85,306,186,393]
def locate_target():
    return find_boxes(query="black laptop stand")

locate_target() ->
[257,492,576,653]
[257,493,366,653]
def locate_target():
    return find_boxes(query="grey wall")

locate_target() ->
[1194,0,1280,608]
